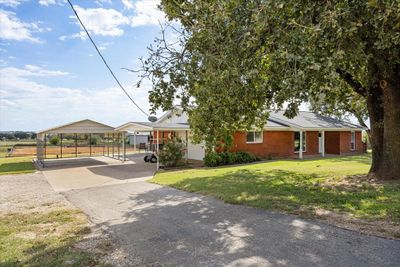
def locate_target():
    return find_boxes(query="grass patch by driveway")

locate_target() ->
[0,209,99,267]
[0,157,35,175]
[151,154,400,224]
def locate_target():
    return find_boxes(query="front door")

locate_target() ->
[318,132,323,153]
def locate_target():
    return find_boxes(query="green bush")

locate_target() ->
[159,137,186,167]
[49,135,60,146]
[203,152,222,167]
[204,151,259,167]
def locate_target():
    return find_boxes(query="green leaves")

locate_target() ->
[139,0,399,147]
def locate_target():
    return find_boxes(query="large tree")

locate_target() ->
[138,1,400,180]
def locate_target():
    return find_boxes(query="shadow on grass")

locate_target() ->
[166,169,400,221]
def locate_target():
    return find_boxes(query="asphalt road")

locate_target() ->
[64,181,400,267]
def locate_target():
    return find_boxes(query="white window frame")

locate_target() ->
[294,131,307,153]
[350,131,356,151]
[246,131,263,144]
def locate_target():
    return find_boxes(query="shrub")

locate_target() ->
[89,135,102,145]
[203,151,222,167]
[49,135,60,146]
[158,137,186,167]
[204,151,259,167]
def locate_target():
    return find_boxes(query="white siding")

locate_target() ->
[159,110,189,124]
[176,130,205,161]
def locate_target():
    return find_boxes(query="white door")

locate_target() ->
[187,139,205,160]
[318,132,323,153]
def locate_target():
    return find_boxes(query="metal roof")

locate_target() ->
[115,122,190,132]
[268,111,366,130]
[37,119,116,134]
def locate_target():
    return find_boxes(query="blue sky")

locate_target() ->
[0,0,168,131]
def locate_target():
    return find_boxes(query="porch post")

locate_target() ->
[299,131,303,159]
[60,133,63,158]
[321,130,325,157]
[134,132,136,153]
[156,130,159,170]
[185,130,188,163]
[121,132,125,162]
[75,133,78,157]
[89,133,92,157]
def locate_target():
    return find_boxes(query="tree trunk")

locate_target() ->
[379,78,400,180]
[366,86,384,178]
[367,71,400,180]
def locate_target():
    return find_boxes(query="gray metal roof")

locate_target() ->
[133,122,190,130]
[268,111,365,130]
[116,121,190,131]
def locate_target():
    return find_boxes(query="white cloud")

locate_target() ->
[23,64,69,76]
[38,0,56,6]
[0,0,25,7]
[72,6,129,36]
[130,0,165,27]
[59,31,86,41]
[98,41,113,50]
[0,65,151,130]
[38,0,66,6]
[95,0,112,6]
[0,9,42,43]
[121,0,134,9]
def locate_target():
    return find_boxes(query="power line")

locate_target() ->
[66,0,150,117]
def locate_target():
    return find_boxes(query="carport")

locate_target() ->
[115,122,190,170]
[36,119,126,167]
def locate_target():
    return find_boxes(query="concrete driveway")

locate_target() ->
[63,181,400,267]
[42,154,156,192]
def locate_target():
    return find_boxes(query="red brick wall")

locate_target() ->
[231,131,320,159]
[231,131,293,158]
[339,131,364,154]
[231,130,364,159]
[325,131,340,154]
[305,131,319,155]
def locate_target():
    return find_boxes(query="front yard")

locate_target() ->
[151,154,400,237]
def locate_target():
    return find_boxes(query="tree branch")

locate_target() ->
[336,68,368,97]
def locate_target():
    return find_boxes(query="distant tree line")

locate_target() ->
[0,131,37,140]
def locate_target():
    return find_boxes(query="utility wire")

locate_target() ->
[66,0,149,117]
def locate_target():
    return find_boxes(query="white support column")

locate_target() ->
[321,130,325,157]
[299,130,303,159]
[133,131,136,153]
[185,130,188,163]
[122,132,126,162]
[156,130,159,170]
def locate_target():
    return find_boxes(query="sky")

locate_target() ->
[0,0,169,131]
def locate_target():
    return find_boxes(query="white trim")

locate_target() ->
[294,131,307,153]
[246,131,263,144]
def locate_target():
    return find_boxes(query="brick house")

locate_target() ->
[117,108,366,161]
[230,111,365,159]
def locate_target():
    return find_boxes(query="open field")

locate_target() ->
[152,154,400,238]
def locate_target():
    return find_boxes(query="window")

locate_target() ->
[350,131,356,151]
[246,131,263,144]
[294,131,306,152]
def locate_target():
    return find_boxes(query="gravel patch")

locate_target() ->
[0,172,139,266]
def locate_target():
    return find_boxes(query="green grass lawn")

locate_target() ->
[0,209,100,267]
[0,157,36,175]
[151,154,400,222]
